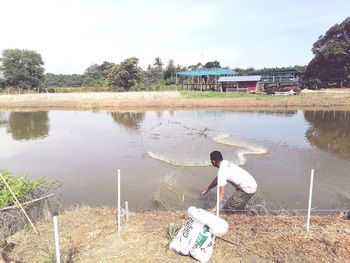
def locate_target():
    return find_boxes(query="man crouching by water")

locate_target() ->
[201,151,257,213]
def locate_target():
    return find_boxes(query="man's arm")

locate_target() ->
[201,177,218,195]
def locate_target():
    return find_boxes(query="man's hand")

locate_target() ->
[201,188,209,195]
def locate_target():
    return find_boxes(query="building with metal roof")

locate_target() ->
[218,75,261,93]
[218,75,261,82]
[176,68,236,76]
[253,69,303,85]
[175,68,236,91]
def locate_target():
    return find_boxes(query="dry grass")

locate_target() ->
[1,91,350,111]
[4,207,350,262]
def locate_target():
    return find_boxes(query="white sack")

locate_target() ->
[169,218,215,263]
[187,206,229,237]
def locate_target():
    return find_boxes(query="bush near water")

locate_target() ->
[0,171,46,208]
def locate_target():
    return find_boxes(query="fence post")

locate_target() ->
[216,186,220,217]
[53,215,60,263]
[125,201,129,223]
[306,169,314,232]
[117,169,121,236]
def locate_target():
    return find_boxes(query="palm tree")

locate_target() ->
[153,57,163,69]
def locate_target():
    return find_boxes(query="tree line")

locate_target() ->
[0,16,349,92]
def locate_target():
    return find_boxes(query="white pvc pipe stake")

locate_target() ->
[306,169,314,232]
[216,186,220,217]
[117,169,121,236]
[53,216,60,263]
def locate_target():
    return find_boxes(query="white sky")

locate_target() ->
[1,0,349,74]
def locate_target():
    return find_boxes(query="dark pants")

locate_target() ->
[223,188,255,212]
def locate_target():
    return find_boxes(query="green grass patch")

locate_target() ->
[0,171,46,208]
[180,91,276,99]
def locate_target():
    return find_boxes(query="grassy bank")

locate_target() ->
[3,206,350,262]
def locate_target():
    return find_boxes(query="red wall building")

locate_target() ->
[218,76,261,93]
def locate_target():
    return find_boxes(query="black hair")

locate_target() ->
[210,151,223,161]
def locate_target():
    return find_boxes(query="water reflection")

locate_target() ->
[110,112,145,130]
[0,112,9,127]
[7,112,49,141]
[304,110,350,159]
[256,110,297,117]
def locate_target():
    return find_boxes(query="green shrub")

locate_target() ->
[0,171,46,208]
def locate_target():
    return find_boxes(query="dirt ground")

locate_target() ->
[1,91,350,111]
[3,207,350,263]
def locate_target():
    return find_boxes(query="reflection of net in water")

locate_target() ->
[151,172,199,210]
[213,133,267,165]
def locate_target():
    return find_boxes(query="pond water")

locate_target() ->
[1,110,350,212]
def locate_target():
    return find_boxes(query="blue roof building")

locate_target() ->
[175,68,236,91]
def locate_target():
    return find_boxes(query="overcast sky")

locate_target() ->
[1,0,349,74]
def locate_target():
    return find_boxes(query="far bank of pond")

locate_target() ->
[1,91,350,110]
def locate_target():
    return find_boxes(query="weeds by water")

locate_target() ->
[0,171,47,208]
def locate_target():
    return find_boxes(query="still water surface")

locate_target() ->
[0,110,349,211]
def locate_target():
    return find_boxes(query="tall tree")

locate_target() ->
[145,57,164,84]
[0,49,45,92]
[107,57,142,90]
[188,62,203,71]
[84,61,114,79]
[145,67,163,84]
[84,64,103,79]
[44,73,84,87]
[153,57,163,69]
[204,61,221,68]
[305,17,350,87]
[164,59,176,79]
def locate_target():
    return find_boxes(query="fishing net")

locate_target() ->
[0,181,61,242]
[142,121,267,167]
[142,120,268,211]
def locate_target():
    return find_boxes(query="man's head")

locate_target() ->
[210,151,223,168]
